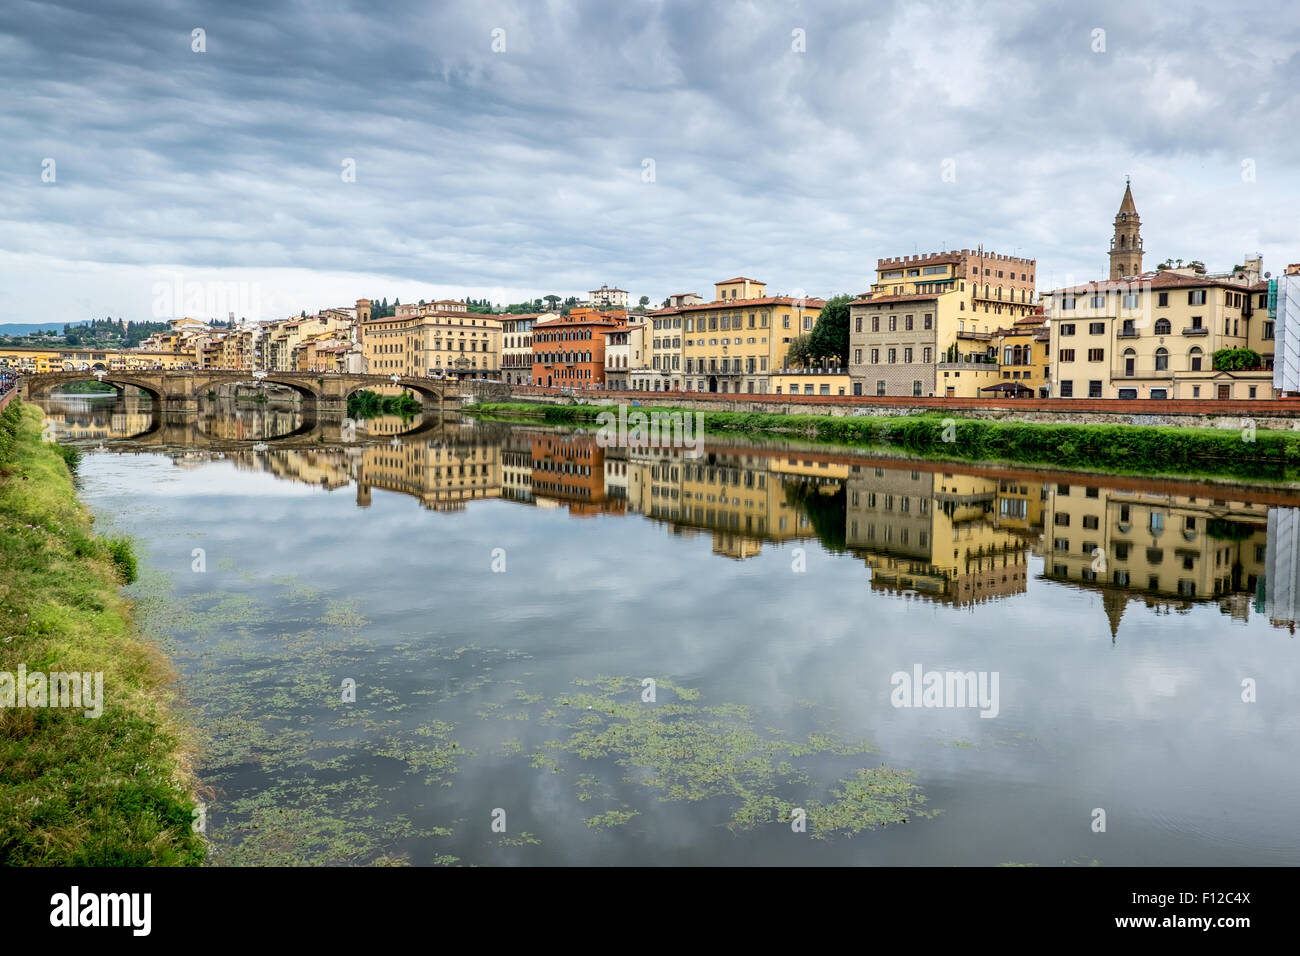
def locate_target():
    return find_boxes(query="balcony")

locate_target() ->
[1117,328,1140,339]
[1181,326,1208,336]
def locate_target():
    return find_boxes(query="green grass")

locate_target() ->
[466,401,1300,481]
[0,401,205,865]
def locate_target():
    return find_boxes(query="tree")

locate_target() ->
[785,334,813,369]
[639,295,650,307]
[1213,348,1262,371]
[544,294,561,311]
[808,294,852,367]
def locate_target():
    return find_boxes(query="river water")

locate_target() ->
[38,394,1300,866]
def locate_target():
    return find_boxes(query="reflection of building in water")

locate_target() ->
[1265,508,1300,631]
[199,405,301,442]
[845,467,1037,606]
[1044,484,1267,633]
[355,414,422,437]
[356,441,501,511]
[623,447,833,559]
[530,435,623,516]
[44,407,154,442]
[500,433,534,504]
[233,450,353,489]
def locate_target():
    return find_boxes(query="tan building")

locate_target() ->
[360,299,503,379]
[1043,268,1273,400]
[662,277,824,394]
[848,248,1038,398]
[1044,182,1275,399]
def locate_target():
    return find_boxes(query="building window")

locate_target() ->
[1155,347,1169,371]
[913,381,922,397]
[1060,380,1074,397]
[1189,290,1206,306]
[877,380,886,396]
[1088,380,1102,398]
[1060,323,1075,335]
[871,316,879,332]
[1059,349,1075,362]
[903,347,913,363]
[871,348,879,363]
[1088,348,1104,362]
[888,348,897,363]
[1190,347,1202,371]
[1089,322,1105,334]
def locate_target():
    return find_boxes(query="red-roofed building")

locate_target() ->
[532,307,628,388]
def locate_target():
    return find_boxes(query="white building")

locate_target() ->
[589,285,629,309]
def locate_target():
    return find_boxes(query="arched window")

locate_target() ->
[1154,318,1171,335]
[1155,347,1169,372]
[1189,347,1203,372]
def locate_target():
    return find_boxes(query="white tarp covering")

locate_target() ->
[1273,275,1300,392]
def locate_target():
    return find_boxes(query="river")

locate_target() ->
[35,393,1300,866]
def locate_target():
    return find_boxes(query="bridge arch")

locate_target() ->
[26,372,163,405]
[341,376,446,406]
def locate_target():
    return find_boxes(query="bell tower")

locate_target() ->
[1109,177,1143,280]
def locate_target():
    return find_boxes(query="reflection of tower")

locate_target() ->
[1101,590,1127,642]
[1109,178,1143,280]
[1265,508,1300,626]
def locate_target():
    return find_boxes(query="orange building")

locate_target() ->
[531,307,627,388]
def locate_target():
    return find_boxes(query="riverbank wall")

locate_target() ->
[0,399,204,865]
[505,386,1300,431]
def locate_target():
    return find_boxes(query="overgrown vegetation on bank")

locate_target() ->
[466,401,1300,481]
[347,389,422,419]
[0,400,204,865]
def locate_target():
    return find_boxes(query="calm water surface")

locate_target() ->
[42,394,1300,866]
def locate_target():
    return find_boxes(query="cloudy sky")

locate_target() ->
[2,0,1297,325]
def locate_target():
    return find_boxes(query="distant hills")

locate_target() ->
[0,322,88,335]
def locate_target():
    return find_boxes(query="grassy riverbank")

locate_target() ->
[0,400,204,865]
[467,400,1300,481]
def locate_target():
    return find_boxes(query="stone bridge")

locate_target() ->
[19,369,458,414]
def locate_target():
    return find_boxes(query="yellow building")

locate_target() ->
[848,248,1038,398]
[359,299,503,379]
[1042,182,1274,399]
[769,369,852,397]
[1043,268,1273,399]
[661,276,824,395]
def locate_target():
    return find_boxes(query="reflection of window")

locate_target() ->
[1114,543,1129,560]
[1083,515,1099,530]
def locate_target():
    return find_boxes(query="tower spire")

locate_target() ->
[1109,179,1143,279]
